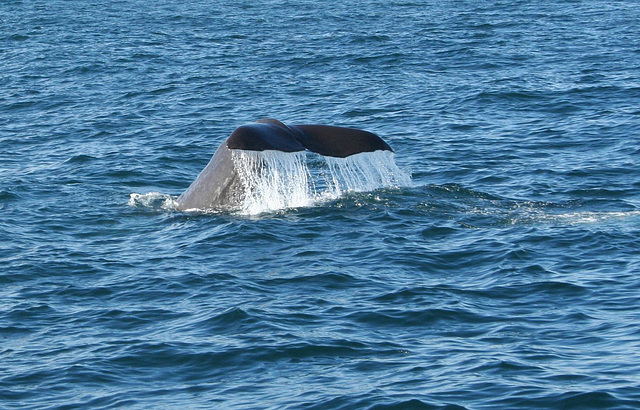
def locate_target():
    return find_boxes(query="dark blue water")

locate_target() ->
[2,0,640,408]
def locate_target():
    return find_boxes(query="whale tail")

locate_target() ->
[226,119,393,158]
[177,120,397,211]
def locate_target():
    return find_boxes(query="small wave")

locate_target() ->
[127,192,178,211]
[0,189,20,202]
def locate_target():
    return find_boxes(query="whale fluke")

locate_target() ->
[176,120,395,211]
[225,119,392,158]
[292,124,392,158]
[226,120,306,153]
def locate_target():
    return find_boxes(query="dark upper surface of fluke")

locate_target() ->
[225,120,393,158]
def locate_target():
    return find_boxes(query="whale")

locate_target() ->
[176,119,393,211]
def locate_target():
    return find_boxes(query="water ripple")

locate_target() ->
[2,0,640,408]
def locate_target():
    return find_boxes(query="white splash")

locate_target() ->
[232,149,411,215]
[323,150,412,196]
[127,192,178,210]
[232,150,316,215]
[129,150,411,215]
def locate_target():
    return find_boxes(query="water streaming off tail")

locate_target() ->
[232,150,315,215]
[324,150,412,196]
[232,149,412,215]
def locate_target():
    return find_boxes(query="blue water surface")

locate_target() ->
[2,0,640,408]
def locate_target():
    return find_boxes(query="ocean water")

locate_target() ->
[2,0,640,408]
